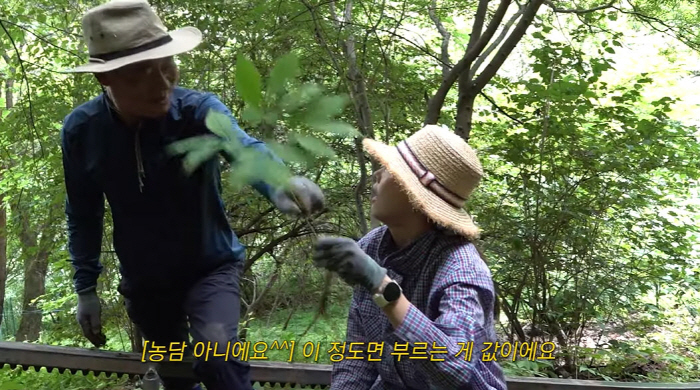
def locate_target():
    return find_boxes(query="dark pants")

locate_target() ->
[123,261,252,390]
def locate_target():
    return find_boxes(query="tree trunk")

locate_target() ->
[0,75,14,331]
[131,325,144,353]
[425,0,545,141]
[13,202,57,342]
[0,185,6,331]
[330,0,381,232]
[304,0,381,233]
[455,87,479,141]
[14,248,50,342]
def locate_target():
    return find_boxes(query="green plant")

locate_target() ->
[166,52,360,190]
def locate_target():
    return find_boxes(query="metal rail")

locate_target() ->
[0,341,699,389]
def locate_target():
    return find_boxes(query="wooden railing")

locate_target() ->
[0,341,698,389]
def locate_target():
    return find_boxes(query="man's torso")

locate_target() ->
[63,87,244,294]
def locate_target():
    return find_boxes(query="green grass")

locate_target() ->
[0,304,350,390]
[244,303,350,365]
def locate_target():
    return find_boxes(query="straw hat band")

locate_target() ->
[90,35,173,63]
[396,141,466,208]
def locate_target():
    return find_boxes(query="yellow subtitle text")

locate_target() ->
[140,340,556,362]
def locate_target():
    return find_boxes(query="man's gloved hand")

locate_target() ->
[313,236,387,292]
[272,176,325,216]
[76,289,106,348]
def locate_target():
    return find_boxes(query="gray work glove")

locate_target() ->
[272,176,325,216]
[76,289,106,348]
[313,236,387,292]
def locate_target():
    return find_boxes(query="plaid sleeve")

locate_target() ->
[391,278,505,389]
[331,289,378,390]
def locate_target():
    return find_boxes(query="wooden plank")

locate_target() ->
[0,341,330,386]
[507,377,700,390]
[0,341,698,389]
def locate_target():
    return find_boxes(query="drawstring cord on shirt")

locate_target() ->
[103,86,146,193]
[134,123,145,192]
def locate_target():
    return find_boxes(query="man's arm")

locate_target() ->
[60,120,105,293]
[331,289,379,390]
[194,94,285,202]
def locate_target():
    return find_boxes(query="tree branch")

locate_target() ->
[544,0,614,14]
[613,2,699,51]
[237,206,276,235]
[243,211,331,272]
[243,225,306,273]
[479,90,525,125]
[467,0,491,53]
[470,4,525,80]
[425,0,513,124]
[299,0,343,74]
[0,18,82,58]
[318,16,447,66]
[473,0,546,93]
[0,20,44,159]
[428,0,452,79]
[359,0,386,69]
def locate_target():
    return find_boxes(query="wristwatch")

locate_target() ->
[372,279,402,308]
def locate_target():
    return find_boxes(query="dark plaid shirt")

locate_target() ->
[331,225,506,390]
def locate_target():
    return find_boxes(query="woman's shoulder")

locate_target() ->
[434,234,494,286]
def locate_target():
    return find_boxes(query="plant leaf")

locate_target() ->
[267,141,312,164]
[305,95,349,123]
[280,84,322,112]
[182,147,221,175]
[267,52,301,97]
[236,54,263,108]
[227,148,292,190]
[293,134,337,159]
[241,105,264,126]
[205,110,232,138]
[165,135,224,156]
[165,135,226,175]
[309,121,361,138]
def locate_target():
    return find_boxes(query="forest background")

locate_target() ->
[0,0,699,388]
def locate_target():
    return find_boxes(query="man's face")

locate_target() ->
[370,167,413,224]
[98,56,179,119]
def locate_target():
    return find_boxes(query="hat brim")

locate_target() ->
[363,137,480,240]
[61,27,203,73]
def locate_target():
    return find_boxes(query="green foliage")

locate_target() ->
[0,366,129,390]
[245,304,349,365]
[167,52,360,192]
[236,54,263,109]
[472,20,700,380]
[1,0,700,386]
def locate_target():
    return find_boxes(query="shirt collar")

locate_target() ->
[377,227,440,277]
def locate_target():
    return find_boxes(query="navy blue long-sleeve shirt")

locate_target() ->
[60,87,281,297]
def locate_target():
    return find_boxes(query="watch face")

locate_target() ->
[384,281,402,302]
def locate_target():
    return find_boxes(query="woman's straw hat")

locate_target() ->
[363,124,484,239]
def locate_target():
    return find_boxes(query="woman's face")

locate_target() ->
[370,167,414,224]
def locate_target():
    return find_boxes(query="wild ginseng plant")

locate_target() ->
[166,52,360,336]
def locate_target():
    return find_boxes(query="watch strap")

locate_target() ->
[372,279,401,308]
[372,292,390,308]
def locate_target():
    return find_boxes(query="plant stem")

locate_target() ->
[289,193,334,338]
